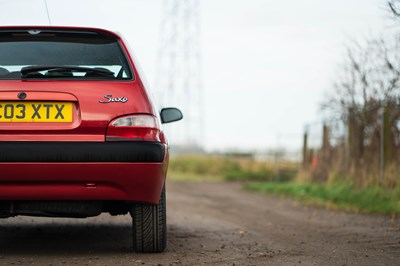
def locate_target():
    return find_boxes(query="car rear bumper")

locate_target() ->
[0,141,165,162]
[0,142,168,204]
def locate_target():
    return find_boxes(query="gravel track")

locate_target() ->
[0,181,399,265]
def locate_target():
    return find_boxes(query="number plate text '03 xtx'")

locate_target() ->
[0,102,73,122]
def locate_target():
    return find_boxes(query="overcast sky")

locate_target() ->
[0,0,392,151]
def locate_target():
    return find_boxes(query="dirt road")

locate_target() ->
[0,181,399,265]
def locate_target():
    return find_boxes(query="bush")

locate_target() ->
[224,168,275,181]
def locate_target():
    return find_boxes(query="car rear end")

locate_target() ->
[0,26,180,252]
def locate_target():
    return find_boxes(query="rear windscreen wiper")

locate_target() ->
[21,65,115,78]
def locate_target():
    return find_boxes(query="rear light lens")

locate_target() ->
[106,115,161,141]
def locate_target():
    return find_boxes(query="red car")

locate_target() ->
[0,26,182,253]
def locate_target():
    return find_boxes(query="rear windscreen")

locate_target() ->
[0,29,134,80]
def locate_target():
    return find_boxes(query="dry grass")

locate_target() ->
[168,155,299,182]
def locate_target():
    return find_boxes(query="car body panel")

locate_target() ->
[0,161,168,204]
[0,81,153,140]
[0,26,169,204]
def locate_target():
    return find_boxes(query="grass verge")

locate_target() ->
[244,182,400,214]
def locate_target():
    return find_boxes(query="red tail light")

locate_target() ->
[106,115,161,141]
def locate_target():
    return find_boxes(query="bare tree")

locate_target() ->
[323,35,400,119]
[388,0,400,18]
[311,3,400,184]
[321,33,400,179]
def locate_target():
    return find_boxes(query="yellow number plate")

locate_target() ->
[0,102,73,123]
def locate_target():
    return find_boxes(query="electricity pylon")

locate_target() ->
[155,0,203,151]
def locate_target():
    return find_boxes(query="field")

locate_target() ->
[168,155,298,182]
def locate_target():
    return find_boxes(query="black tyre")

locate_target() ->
[131,185,167,253]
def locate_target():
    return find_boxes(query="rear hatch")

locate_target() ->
[0,27,152,141]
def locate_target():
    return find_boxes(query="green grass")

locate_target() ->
[244,182,400,214]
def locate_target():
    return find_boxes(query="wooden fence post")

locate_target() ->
[302,131,308,170]
[384,104,393,166]
[348,108,359,172]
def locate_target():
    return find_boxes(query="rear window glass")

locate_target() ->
[0,29,133,80]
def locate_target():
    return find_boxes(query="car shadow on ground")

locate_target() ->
[0,221,134,255]
[0,219,201,256]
